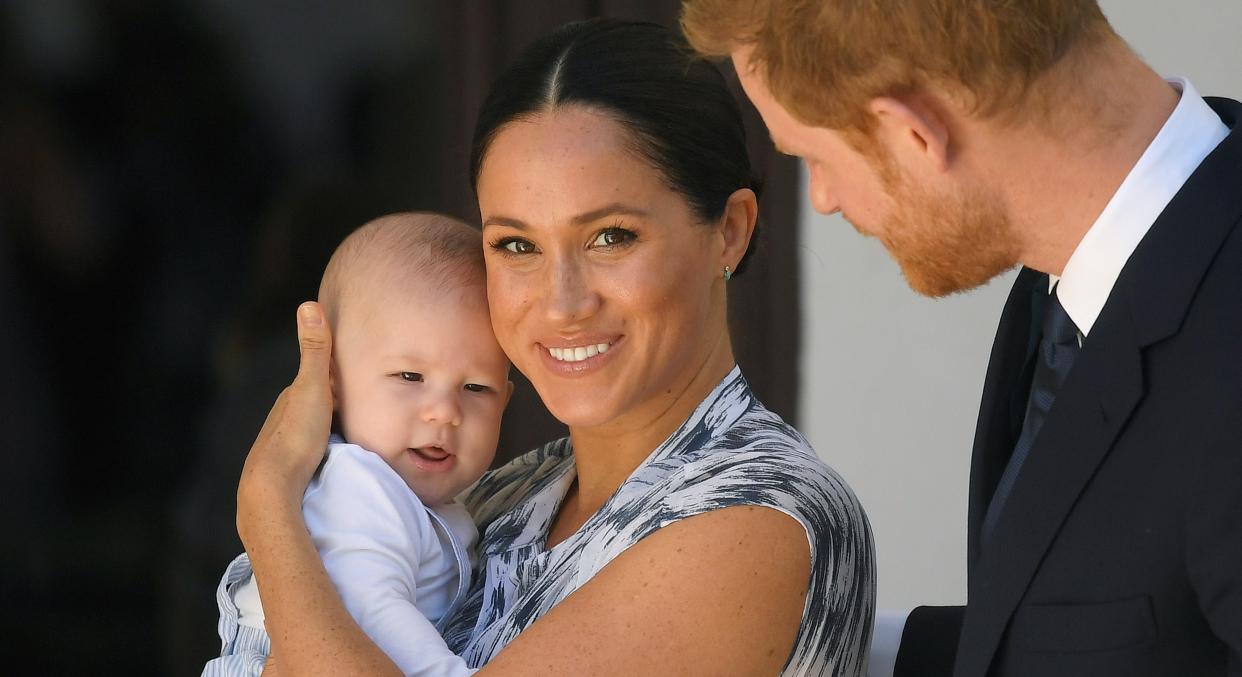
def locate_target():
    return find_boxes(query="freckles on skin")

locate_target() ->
[478,108,725,429]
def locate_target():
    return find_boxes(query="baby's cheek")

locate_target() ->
[340,404,397,455]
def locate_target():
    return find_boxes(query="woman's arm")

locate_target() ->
[241,304,816,676]
[237,303,403,677]
[478,504,812,676]
[245,491,404,677]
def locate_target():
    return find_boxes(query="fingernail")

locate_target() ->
[298,302,321,326]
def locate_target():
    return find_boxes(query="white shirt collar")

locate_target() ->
[1052,77,1229,335]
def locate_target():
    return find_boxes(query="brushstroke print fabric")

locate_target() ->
[443,366,875,675]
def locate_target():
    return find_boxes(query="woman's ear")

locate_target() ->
[867,95,952,173]
[718,187,758,273]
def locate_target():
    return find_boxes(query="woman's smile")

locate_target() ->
[479,108,726,429]
[538,335,624,375]
[223,19,874,677]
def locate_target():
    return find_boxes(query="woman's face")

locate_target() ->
[477,107,727,430]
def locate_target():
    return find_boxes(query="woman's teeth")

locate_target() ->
[548,343,611,362]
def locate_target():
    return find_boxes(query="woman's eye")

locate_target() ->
[591,227,635,248]
[494,238,536,255]
[464,383,490,393]
[398,372,423,382]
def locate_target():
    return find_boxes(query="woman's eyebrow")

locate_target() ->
[482,216,527,230]
[483,204,650,231]
[570,203,649,225]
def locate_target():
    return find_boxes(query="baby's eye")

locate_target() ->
[464,383,491,393]
[398,372,423,382]
[590,227,636,248]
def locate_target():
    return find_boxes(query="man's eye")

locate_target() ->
[398,372,423,382]
[590,227,635,248]
[464,383,490,393]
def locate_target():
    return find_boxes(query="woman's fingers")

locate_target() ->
[285,302,335,442]
[237,303,336,541]
[278,301,335,454]
[282,301,335,464]
[294,301,332,394]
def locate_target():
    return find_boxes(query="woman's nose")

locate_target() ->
[421,389,463,427]
[544,256,600,326]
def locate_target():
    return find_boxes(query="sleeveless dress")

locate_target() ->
[442,367,875,675]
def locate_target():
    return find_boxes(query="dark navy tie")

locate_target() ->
[982,284,1082,540]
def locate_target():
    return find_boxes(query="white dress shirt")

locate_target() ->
[867,77,1230,677]
[1053,77,1229,333]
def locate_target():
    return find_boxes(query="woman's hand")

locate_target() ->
[232,302,404,677]
[237,302,335,546]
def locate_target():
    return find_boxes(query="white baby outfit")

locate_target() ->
[203,437,478,677]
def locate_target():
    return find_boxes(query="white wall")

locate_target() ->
[797,0,1242,610]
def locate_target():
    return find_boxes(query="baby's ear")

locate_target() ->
[328,355,340,408]
[503,380,515,408]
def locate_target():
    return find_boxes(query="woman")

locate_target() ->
[238,19,874,676]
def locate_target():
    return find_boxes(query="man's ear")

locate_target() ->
[718,187,758,273]
[868,95,951,173]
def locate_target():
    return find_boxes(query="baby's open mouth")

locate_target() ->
[412,446,450,462]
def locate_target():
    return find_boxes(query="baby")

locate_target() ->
[204,213,511,676]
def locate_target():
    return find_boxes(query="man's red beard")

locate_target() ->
[864,155,1020,298]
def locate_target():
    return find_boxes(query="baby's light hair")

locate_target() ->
[318,212,484,328]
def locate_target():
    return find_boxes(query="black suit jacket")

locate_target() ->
[896,97,1242,676]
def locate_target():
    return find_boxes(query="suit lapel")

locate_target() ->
[955,97,1242,677]
[966,267,1043,570]
[956,301,1145,677]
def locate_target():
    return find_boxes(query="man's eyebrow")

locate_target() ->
[482,203,650,230]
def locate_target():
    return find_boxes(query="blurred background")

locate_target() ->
[0,1,798,673]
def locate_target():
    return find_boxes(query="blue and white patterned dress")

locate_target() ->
[443,367,875,675]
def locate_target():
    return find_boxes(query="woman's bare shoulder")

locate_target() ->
[480,504,811,677]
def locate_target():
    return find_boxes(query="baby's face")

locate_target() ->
[332,284,511,505]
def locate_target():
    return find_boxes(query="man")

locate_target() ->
[683,2,1242,676]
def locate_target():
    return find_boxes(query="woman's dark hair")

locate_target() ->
[470,18,763,275]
